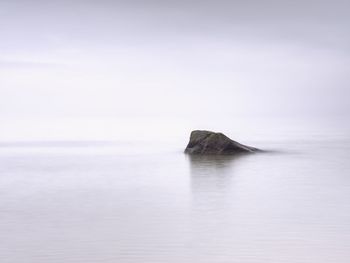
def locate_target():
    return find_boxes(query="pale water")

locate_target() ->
[0,135,350,262]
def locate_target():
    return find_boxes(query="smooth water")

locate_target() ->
[0,137,350,263]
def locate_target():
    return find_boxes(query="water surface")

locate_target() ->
[0,138,350,262]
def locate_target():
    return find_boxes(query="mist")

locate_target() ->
[1,0,349,141]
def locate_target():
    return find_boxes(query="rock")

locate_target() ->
[185,130,259,155]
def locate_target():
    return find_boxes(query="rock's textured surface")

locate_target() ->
[185,130,259,155]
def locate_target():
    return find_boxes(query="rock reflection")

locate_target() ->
[187,154,249,211]
[188,154,246,189]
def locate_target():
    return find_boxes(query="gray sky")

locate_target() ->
[0,0,349,140]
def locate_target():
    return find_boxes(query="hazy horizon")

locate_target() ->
[1,0,349,141]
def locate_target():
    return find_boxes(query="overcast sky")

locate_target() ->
[0,0,349,140]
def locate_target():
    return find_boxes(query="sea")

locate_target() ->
[0,122,349,263]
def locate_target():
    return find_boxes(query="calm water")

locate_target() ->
[0,137,350,262]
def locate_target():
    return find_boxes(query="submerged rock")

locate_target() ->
[185,130,259,155]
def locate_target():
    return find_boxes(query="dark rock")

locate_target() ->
[185,130,259,155]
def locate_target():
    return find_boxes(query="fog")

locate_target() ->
[1,0,349,141]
